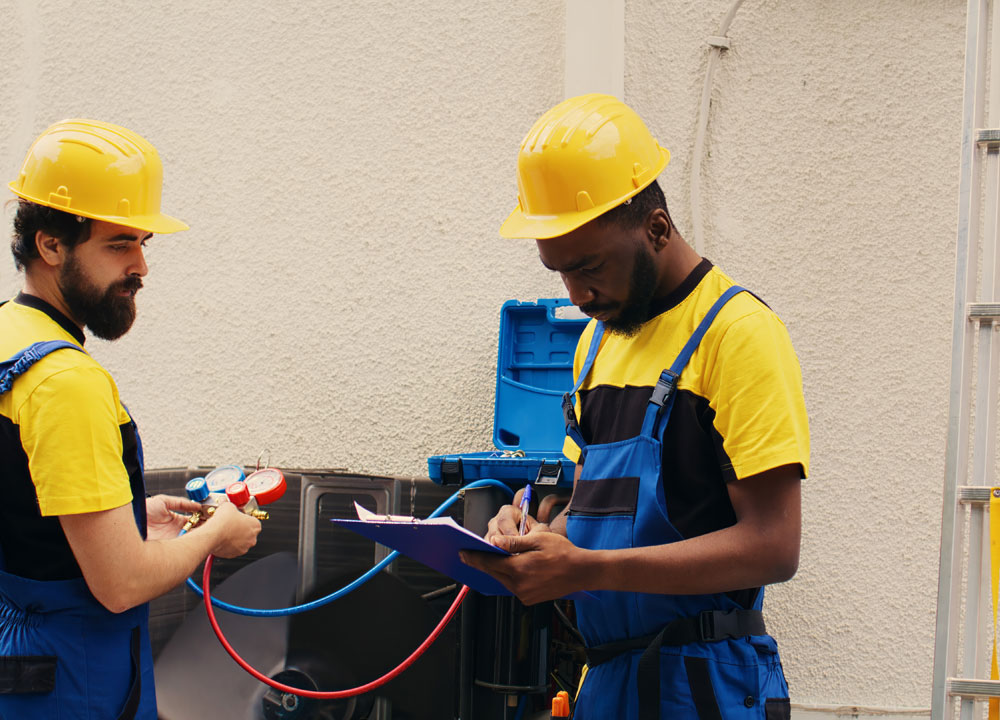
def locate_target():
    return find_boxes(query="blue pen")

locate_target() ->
[518,484,533,536]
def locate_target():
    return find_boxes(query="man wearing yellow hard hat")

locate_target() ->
[464,95,810,719]
[0,120,261,719]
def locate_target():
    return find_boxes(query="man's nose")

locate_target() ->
[131,246,149,277]
[562,274,595,307]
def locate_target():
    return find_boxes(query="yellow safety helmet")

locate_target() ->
[8,119,188,234]
[500,94,670,240]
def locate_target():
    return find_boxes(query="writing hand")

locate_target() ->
[484,487,546,544]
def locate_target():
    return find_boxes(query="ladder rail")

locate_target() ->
[961,84,1000,720]
[933,0,991,716]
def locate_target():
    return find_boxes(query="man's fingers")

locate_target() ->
[494,534,539,554]
[487,506,524,541]
[157,494,201,512]
[460,550,495,572]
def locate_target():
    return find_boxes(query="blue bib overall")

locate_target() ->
[0,341,155,720]
[563,288,790,720]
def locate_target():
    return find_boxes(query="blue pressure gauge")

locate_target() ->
[185,477,210,502]
[205,464,246,493]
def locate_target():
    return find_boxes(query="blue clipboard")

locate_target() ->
[331,503,593,599]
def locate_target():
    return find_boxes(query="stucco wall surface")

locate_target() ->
[0,0,969,712]
[624,0,965,710]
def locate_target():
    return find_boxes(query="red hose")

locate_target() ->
[201,554,470,699]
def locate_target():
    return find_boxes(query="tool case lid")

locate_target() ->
[492,298,589,453]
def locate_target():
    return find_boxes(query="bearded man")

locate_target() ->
[463,95,810,719]
[0,119,261,719]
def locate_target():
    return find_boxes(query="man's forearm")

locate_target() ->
[548,506,569,536]
[61,505,222,613]
[575,522,798,597]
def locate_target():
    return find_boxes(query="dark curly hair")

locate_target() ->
[596,179,675,238]
[11,200,92,271]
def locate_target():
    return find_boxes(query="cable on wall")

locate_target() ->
[690,0,746,256]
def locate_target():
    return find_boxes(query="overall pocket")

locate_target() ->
[0,655,56,694]
[566,476,639,551]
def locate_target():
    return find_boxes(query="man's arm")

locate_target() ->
[465,463,800,606]
[60,499,261,614]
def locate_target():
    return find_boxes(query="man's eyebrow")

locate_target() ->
[539,253,601,273]
[104,233,153,243]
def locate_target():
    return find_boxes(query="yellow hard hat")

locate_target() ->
[8,119,188,234]
[500,94,670,239]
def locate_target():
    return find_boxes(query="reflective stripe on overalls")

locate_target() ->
[0,341,155,720]
[563,287,790,720]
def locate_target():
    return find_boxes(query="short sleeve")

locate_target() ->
[709,310,810,481]
[18,365,133,516]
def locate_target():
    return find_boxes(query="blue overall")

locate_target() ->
[563,287,790,720]
[0,341,155,720]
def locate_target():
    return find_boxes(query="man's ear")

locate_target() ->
[647,208,671,251]
[34,231,65,268]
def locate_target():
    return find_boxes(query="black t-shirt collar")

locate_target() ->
[13,292,86,346]
[645,258,714,321]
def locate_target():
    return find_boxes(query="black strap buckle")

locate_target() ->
[697,609,765,642]
[649,369,679,408]
[698,610,716,641]
[535,461,563,486]
[561,392,579,433]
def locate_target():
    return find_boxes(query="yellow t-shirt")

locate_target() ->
[563,261,809,571]
[0,295,136,579]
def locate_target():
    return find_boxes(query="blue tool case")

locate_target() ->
[427,298,588,488]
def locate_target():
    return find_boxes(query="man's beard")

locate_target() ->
[60,253,142,340]
[582,243,659,338]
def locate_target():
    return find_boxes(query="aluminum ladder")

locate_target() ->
[932,0,1000,717]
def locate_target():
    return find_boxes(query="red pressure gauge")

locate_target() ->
[244,468,287,506]
[226,481,252,508]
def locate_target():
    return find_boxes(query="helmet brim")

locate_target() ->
[499,146,670,240]
[8,182,189,234]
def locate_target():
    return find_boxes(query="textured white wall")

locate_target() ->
[0,0,968,713]
[625,1,965,711]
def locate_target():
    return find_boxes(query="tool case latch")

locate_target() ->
[535,460,563,486]
[440,458,464,485]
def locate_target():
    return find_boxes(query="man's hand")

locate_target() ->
[461,530,587,605]
[201,500,261,558]
[484,487,549,544]
[145,494,201,540]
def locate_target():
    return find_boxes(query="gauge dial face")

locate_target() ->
[245,468,287,505]
[205,465,246,492]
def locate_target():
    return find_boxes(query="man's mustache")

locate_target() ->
[114,276,144,294]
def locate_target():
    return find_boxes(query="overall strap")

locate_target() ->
[0,340,85,395]
[561,321,605,453]
[639,286,747,439]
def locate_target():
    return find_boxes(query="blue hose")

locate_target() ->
[183,478,514,616]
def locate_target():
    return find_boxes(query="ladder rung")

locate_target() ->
[948,679,1000,697]
[968,303,1000,319]
[958,486,998,503]
[977,129,1000,145]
